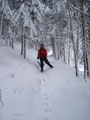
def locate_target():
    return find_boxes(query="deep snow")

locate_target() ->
[0,45,90,120]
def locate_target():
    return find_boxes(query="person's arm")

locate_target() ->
[45,49,47,57]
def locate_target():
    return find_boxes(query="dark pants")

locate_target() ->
[40,57,53,71]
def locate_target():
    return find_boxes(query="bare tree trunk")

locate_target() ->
[9,39,12,47]
[68,0,78,76]
[68,38,70,64]
[21,19,24,55]
[51,37,55,57]
[80,0,87,78]
[63,43,66,62]
[76,22,79,70]
[8,25,12,47]
[87,29,90,77]
[0,12,4,39]
[86,53,89,76]
[21,34,24,55]
[11,38,14,49]
[54,39,58,59]
[52,37,58,59]
[66,26,71,64]
[57,40,60,59]
[0,0,6,39]
[24,33,26,59]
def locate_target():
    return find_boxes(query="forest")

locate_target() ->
[0,1,90,120]
[0,0,90,78]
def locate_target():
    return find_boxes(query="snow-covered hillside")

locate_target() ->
[0,44,90,120]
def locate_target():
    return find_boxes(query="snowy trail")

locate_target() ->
[39,78,52,120]
[0,46,90,120]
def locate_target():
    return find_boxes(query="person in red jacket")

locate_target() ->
[37,44,53,72]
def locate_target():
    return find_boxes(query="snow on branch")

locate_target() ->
[70,5,90,17]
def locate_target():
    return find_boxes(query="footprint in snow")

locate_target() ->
[13,87,24,94]
[43,101,48,107]
[13,113,23,117]
[67,80,69,84]
[43,117,49,120]
[44,107,52,113]
[10,73,14,78]
[64,87,68,96]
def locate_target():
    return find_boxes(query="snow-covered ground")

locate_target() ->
[0,45,90,120]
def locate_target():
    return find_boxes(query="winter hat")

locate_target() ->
[40,44,44,47]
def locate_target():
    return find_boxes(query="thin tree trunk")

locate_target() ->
[68,0,78,76]
[63,44,66,62]
[51,37,56,58]
[86,53,89,76]
[21,19,24,55]
[57,40,60,59]
[87,29,90,77]
[68,38,70,64]
[80,0,87,78]
[0,12,4,39]
[11,38,14,49]
[54,38,58,60]
[9,39,12,47]
[24,33,26,59]
[76,22,79,70]
[0,0,6,39]
[21,34,24,55]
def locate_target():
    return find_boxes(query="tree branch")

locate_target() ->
[70,5,90,17]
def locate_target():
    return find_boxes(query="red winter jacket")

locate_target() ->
[37,47,47,59]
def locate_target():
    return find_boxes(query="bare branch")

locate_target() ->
[70,5,90,17]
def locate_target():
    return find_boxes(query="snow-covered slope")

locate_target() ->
[0,45,90,120]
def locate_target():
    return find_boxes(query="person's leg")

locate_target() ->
[40,58,44,71]
[44,57,53,68]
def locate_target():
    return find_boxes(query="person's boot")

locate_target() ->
[50,65,53,68]
[41,68,43,72]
